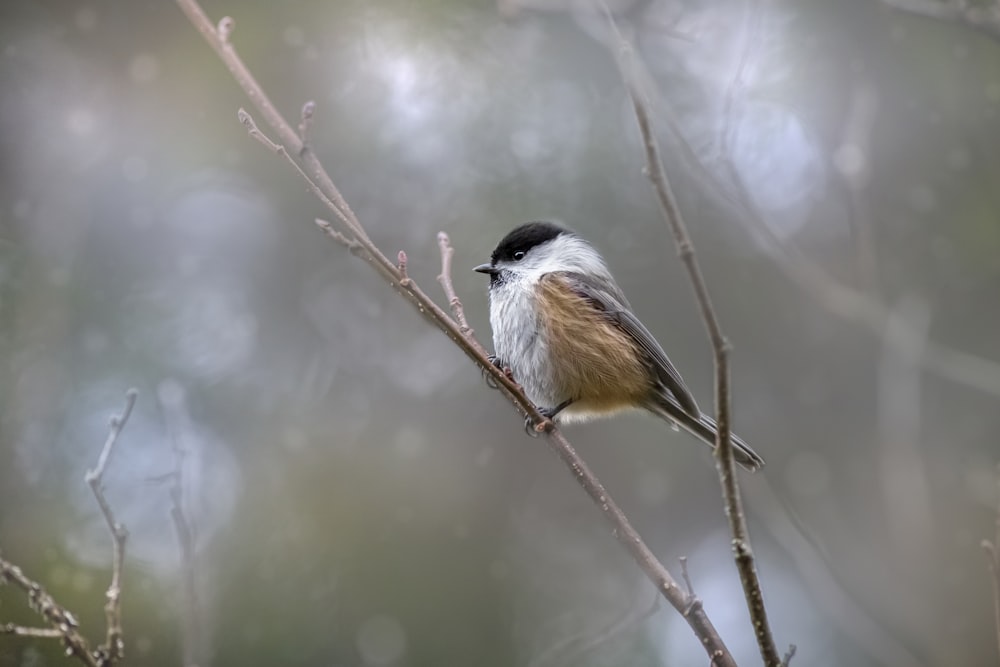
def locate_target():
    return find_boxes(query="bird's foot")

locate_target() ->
[522,400,571,437]
[483,355,505,389]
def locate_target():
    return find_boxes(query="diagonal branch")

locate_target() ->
[601,6,783,665]
[173,1,740,664]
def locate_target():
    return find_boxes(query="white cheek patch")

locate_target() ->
[516,234,611,281]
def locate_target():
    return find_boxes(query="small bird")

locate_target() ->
[474,221,764,472]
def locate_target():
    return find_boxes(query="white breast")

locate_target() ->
[488,277,563,410]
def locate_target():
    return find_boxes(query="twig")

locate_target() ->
[602,6,782,665]
[298,99,316,147]
[436,232,475,339]
[781,643,798,667]
[397,250,410,286]
[85,388,138,665]
[982,463,1000,664]
[157,381,202,667]
[0,389,138,667]
[174,1,739,663]
[582,4,1000,404]
[679,555,695,597]
[174,4,367,243]
[0,556,99,667]
[678,556,704,618]
[0,624,64,638]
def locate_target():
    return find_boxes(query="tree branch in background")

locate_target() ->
[156,381,203,667]
[173,0,742,664]
[879,0,1000,42]
[982,464,1000,663]
[602,6,785,665]
[0,389,138,667]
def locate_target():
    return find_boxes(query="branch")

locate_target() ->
[0,556,99,667]
[1,389,138,667]
[602,6,783,665]
[173,1,739,663]
[0,624,63,638]
[156,381,202,667]
[437,232,476,339]
[84,388,137,665]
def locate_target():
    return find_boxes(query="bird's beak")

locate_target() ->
[473,263,498,275]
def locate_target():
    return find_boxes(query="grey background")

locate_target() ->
[1,1,999,665]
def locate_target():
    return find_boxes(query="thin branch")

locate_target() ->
[0,624,64,638]
[679,556,695,598]
[84,388,137,665]
[781,643,798,667]
[174,1,739,662]
[437,232,475,339]
[603,7,782,665]
[298,100,316,146]
[0,389,138,667]
[0,556,99,667]
[173,3,366,242]
[397,250,410,286]
[156,381,202,667]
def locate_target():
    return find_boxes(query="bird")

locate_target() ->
[474,221,764,472]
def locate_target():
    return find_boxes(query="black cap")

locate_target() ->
[490,221,569,265]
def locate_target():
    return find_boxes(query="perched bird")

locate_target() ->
[474,221,764,471]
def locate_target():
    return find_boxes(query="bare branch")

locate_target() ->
[0,389,138,667]
[0,624,64,638]
[173,3,366,242]
[156,381,202,667]
[781,643,798,667]
[174,0,740,662]
[298,99,316,146]
[397,250,410,286]
[437,232,475,339]
[601,5,782,665]
[0,556,99,667]
[85,389,138,665]
[679,556,695,598]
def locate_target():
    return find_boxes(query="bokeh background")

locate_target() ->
[2,0,999,665]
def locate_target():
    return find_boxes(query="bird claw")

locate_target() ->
[524,404,560,437]
[483,355,504,389]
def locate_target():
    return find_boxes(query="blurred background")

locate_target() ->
[1,0,999,665]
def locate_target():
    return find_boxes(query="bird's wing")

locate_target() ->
[555,271,702,418]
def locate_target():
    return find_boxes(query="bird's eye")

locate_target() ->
[513,251,526,261]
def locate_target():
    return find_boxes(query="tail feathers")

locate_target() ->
[648,401,765,472]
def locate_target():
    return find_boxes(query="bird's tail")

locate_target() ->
[647,398,765,472]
